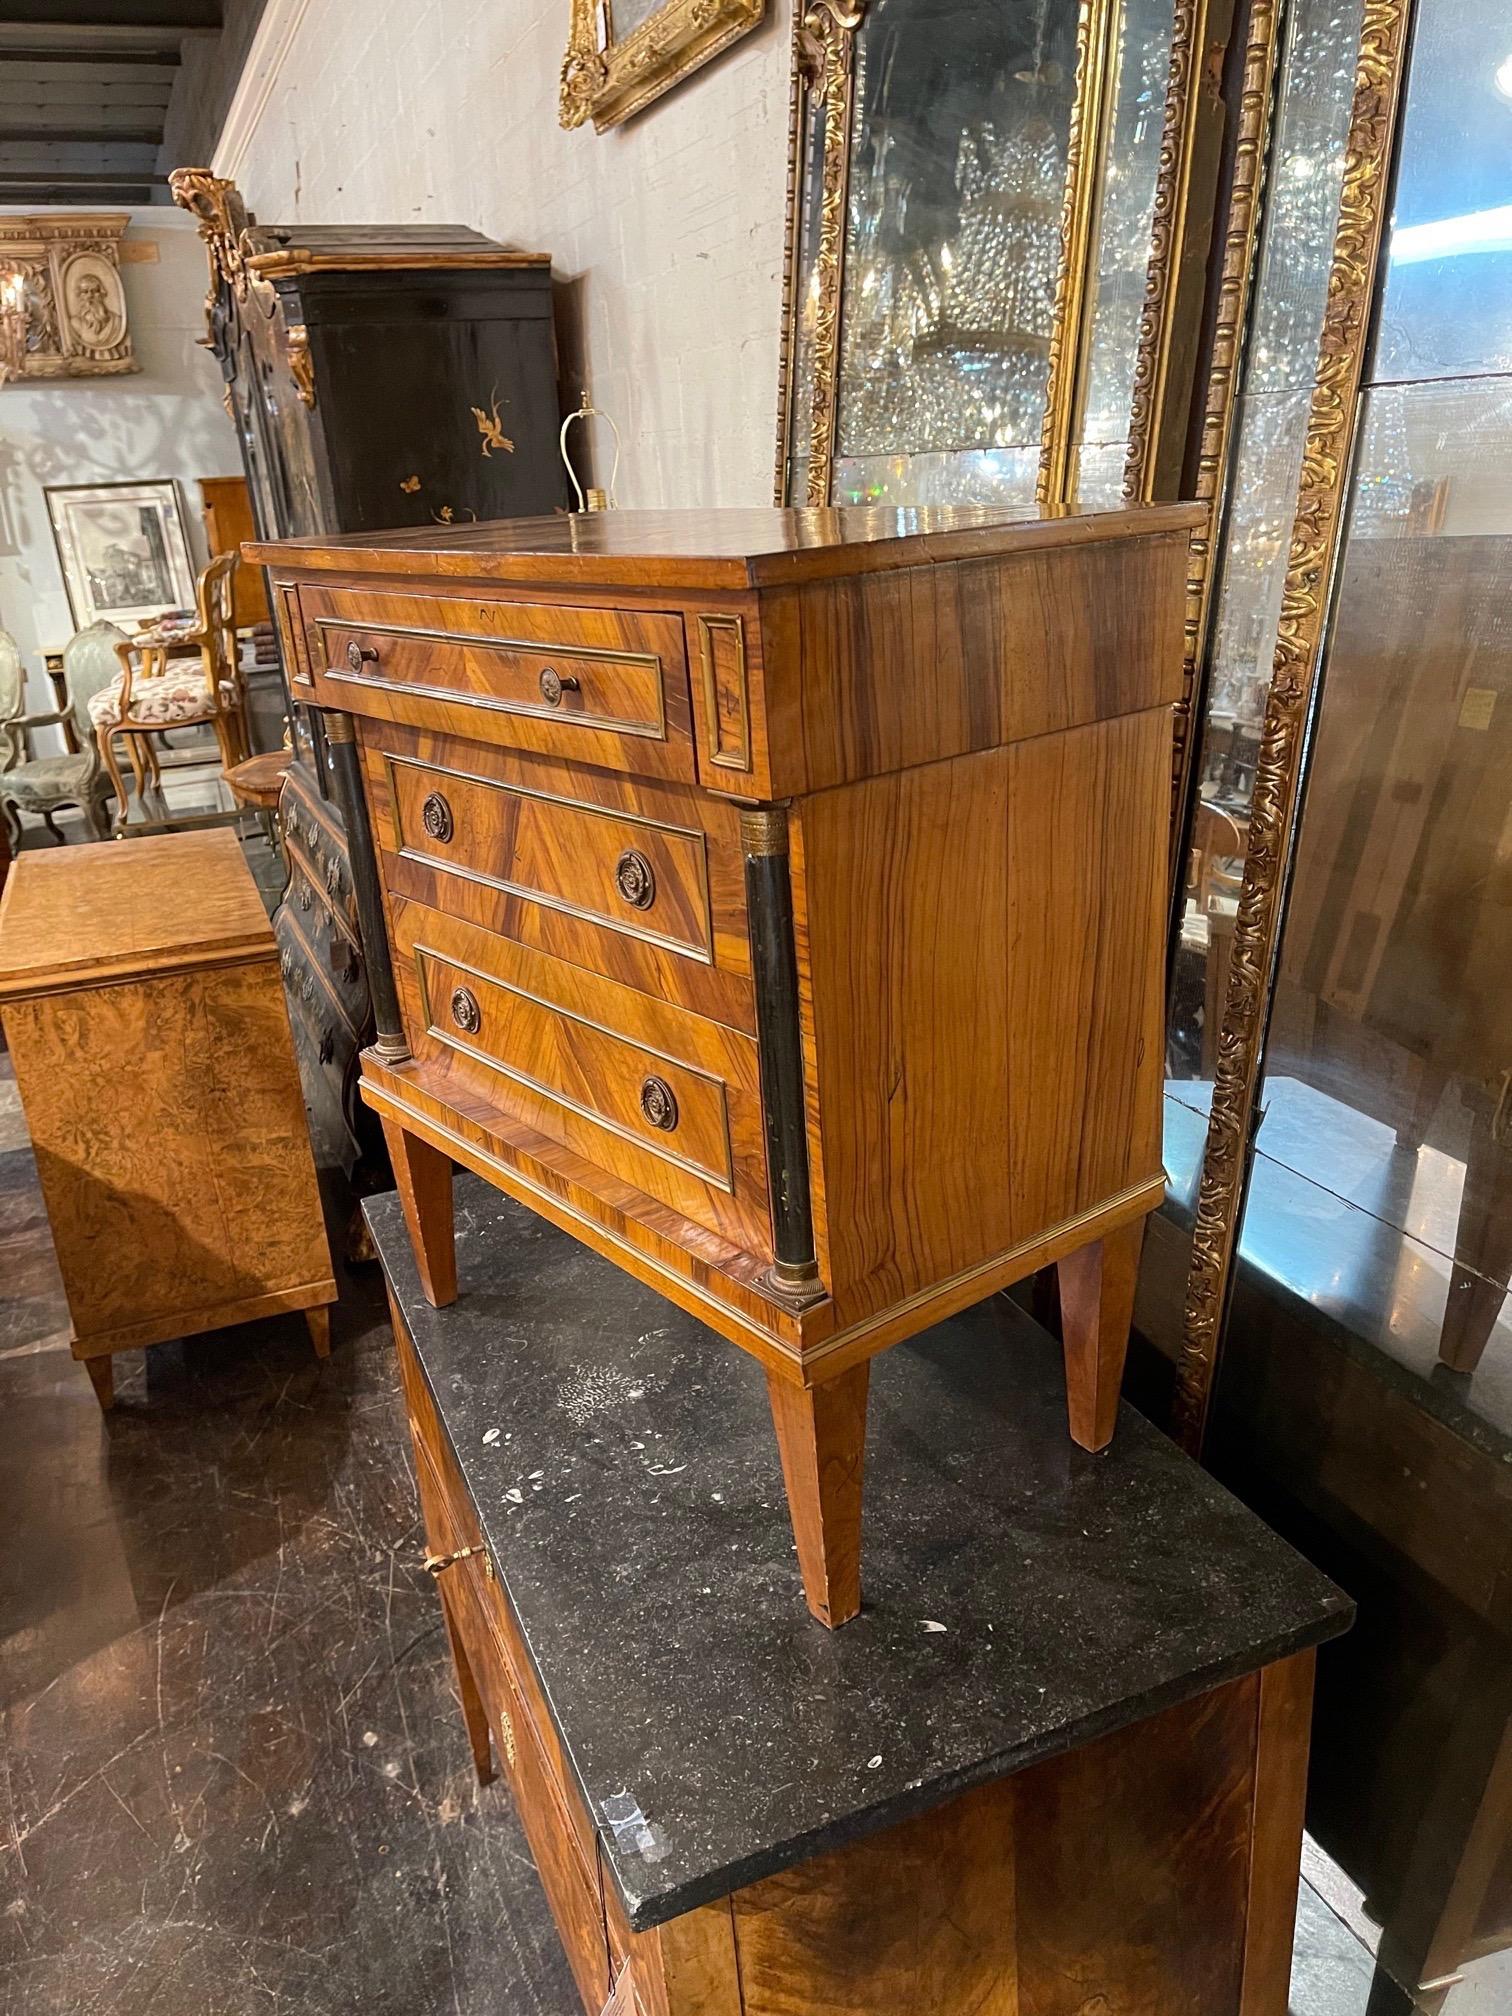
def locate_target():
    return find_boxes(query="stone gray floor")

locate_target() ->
[0,1074,574,2016]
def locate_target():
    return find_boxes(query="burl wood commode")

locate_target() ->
[251,503,1202,1623]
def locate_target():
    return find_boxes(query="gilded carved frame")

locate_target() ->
[774,0,1230,510]
[560,0,766,132]
[1171,0,1416,1449]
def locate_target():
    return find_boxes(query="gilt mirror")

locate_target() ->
[776,0,1223,510]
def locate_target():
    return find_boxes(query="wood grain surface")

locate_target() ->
[4,952,334,1361]
[299,583,695,781]
[0,829,273,997]
[248,499,1205,592]
[360,721,755,1033]
[387,895,772,1263]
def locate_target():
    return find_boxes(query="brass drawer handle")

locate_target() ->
[345,640,379,672]
[640,1075,679,1131]
[451,986,482,1035]
[615,849,656,910]
[538,665,580,706]
[421,790,454,843]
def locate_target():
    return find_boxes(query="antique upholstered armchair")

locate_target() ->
[1,622,123,844]
[90,551,247,828]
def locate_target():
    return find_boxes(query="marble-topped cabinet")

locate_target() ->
[369,1176,1350,2016]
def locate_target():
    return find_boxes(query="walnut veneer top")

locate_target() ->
[0,829,273,999]
[248,501,1205,592]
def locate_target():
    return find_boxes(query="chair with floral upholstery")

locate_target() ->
[90,550,247,830]
[2,621,123,843]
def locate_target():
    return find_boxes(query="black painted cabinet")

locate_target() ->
[174,176,567,1243]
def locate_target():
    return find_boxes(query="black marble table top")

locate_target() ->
[367,1178,1352,1931]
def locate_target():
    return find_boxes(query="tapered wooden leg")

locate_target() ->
[438,1586,494,1785]
[1057,1217,1145,1452]
[96,727,129,832]
[767,1363,870,1628]
[381,1117,457,1307]
[305,1306,331,1359]
[83,1353,114,1411]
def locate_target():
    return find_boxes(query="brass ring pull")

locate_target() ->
[421,791,454,843]
[451,986,482,1035]
[538,665,580,706]
[640,1075,678,1131]
[346,640,379,672]
[424,1544,485,1576]
[615,849,656,910]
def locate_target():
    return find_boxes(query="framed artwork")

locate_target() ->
[559,0,764,132]
[46,480,196,630]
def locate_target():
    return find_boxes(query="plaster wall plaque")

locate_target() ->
[0,213,138,382]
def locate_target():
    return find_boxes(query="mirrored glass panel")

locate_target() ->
[1373,6,1512,382]
[830,0,1079,505]
[1075,0,1176,504]
[1259,373,1512,1408]
[1162,0,1363,1110]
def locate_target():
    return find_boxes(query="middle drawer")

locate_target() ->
[362,723,755,1033]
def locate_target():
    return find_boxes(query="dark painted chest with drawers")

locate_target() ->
[173,172,568,1231]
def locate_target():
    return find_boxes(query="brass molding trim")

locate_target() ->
[560,0,765,133]
[320,708,355,744]
[1164,0,1283,855]
[694,613,754,772]
[1174,0,1413,1452]
[739,805,788,856]
[247,248,551,278]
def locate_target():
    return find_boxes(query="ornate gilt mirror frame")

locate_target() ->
[560,0,766,131]
[774,0,1232,512]
[1171,0,1415,1450]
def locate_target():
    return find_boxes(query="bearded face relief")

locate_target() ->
[64,255,127,352]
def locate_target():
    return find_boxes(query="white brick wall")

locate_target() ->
[228,0,794,509]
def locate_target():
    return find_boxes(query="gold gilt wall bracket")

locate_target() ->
[1173,0,1415,1452]
[560,0,766,133]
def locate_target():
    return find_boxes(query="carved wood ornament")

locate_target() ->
[0,214,137,382]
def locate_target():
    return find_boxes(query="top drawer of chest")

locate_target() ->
[293,584,695,782]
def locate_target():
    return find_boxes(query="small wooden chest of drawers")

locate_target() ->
[252,503,1202,1623]
[0,830,337,1406]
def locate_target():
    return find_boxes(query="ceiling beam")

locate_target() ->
[0,4,220,26]
[3,123,162,142]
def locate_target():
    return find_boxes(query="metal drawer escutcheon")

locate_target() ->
[450,986,483,1035]
[615,849,656,909]
[639,1075,678,1131]
[421,791,454,843]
